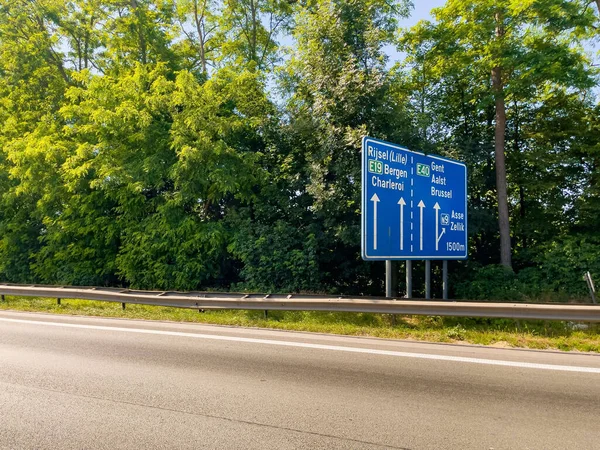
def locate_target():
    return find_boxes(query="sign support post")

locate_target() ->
[443,260,449,300]
[385,260,394,298]
[425,260,431,299]
[406,260,412,298]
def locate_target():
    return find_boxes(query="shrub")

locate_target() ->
[454,265,523,301]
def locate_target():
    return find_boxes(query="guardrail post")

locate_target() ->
[1,294,4,302]
[425,260,431,299]
[57,298,61,306]
[263,294,270,320]
[122,302,126,310]
[585,272,596,304]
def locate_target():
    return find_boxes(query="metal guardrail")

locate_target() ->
[1,283,599,322]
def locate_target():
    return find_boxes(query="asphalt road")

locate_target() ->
[1,310,600,449]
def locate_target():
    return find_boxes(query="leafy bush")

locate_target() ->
[535,235,600,296]
[229,219,322,293]
[454,265,524,301]
[454,236,600,302]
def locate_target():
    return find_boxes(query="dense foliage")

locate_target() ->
[0,0,598,298]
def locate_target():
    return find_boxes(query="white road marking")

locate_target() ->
[1,317,599,374]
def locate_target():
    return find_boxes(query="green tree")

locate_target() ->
[401,0,598,269]
[99,0,179,72]
[175,0,219,76]
[53,0,105,72]
[218,0,293,70]
[0,0,70,281]
[0,0,598,299]
[262,0,413,293]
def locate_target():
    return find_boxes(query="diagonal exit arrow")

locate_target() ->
[398,197,406,251]
[371,193,380,250]
[437,228,446,247]
[418,200,425,251]
[434,202,441,251]
[434,202,445,250]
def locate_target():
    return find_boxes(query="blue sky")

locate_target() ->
[384,1,447,66]
[399,1,446,28]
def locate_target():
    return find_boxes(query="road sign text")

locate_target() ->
[362,137,468,260]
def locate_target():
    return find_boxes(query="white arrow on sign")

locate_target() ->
[371,193,380,250]
[398,197,406,250]
[434,202,445,250]
[418,200,425,250]
[437,228,446,248]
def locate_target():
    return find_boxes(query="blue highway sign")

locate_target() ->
[361,137,467,260]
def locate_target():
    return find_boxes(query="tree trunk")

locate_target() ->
[250,0,257,65]
[519,186,526,250]
[131,0,147,64]
[492,13,512,268]
[193,0,207,75]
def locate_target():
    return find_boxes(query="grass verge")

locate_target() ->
[2,295,600,352]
